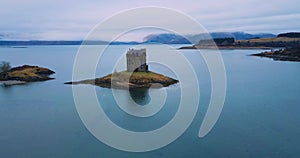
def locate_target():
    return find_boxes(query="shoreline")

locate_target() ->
[250,45,300,62]
[179,45,272,50]
[0,80,27,86]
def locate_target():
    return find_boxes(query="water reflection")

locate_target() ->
[129,88,151,105]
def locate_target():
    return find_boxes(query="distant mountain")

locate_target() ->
[143,33,191,44]
[210,32,276,40]
[0,40,139,46]
[0,40,81,46]
[109,41,140,45]
[143,32,276,44]
[0,32,277,46]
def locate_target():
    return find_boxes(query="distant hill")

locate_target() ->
[0,40,140,46]
[0,32,278,46]
[143,32,276,44]
[0,41,83,46]
[143,33,191,44]
[180,35,300,49]
[277,32,300,38]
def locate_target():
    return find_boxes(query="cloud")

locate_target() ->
[0,0,299,40]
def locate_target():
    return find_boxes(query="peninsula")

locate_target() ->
[251,45,300,62]
[65,48,178,89]
[179,32,300,62]
[179,32,300,50]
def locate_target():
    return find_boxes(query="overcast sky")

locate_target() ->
[0,0,299,41]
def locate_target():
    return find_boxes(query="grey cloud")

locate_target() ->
[0,0,299,40]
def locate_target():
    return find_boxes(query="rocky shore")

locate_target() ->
[251,46,300,62]
[65,71,178,89]
[0,65,55,86]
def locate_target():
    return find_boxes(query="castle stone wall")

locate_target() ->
[126,48,148,72]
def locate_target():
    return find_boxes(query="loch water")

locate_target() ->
[0,45,299,158]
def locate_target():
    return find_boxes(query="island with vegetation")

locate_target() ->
[65,48,178,89]
[0,62,55,86]
[65,71,178,89]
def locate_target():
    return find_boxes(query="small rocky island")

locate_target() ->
[0,65,55,86]
[65,48,178,89]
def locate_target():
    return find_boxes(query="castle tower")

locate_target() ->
[126,48,148,72]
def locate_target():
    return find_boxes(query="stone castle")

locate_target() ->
[126,48,148,72]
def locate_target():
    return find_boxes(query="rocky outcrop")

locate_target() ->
[0,65,55,82]
[65,71,178,89]
[251,46,300,62]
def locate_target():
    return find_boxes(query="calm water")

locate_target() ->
[0,45,300,158]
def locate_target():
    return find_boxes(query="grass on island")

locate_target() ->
[101,71,177,82]
[6,66,53,78]
[7,68,39,78]
[65,71,178,89]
